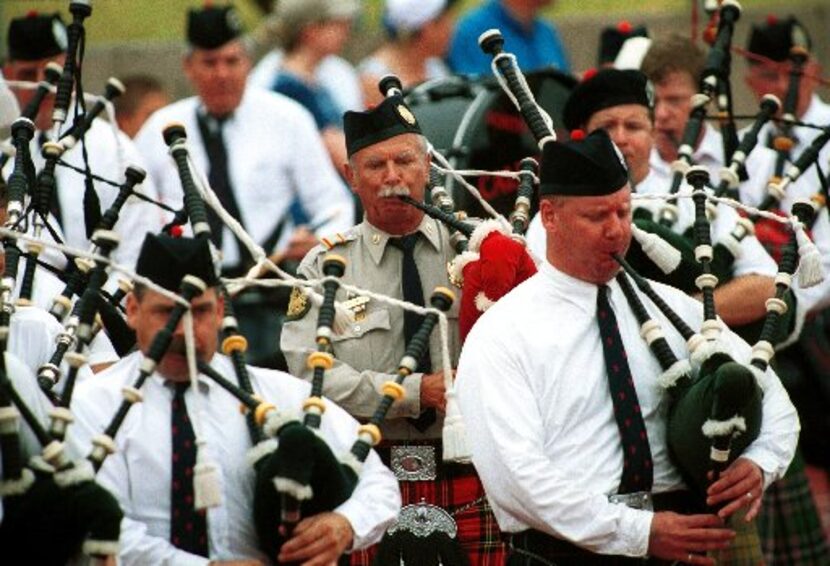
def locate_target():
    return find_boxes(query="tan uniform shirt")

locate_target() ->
[281,216,461,441]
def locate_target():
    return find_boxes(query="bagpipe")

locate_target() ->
[610,164,818,501]
[466,24,810,506]
[0,226,122,563]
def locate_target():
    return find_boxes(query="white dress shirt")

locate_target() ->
[455,261,799,557]
[134,88,355,268]
[2,118,165,270]
[69,352,400,565]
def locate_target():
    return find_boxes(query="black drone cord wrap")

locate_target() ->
[59,77,126,151]
[350,287,455,464]
[6,118,36,229]
[88,275,207,472]
[699,0,742,100]
[49,165,147,320]
[397,194,475,243]
[762,126,830,214]
[478,29,555,148]
[162,123,212,239]
[304,255,346,430]
[749,201,813,373]
[658,94,709,228]
[687,166,721,338]
[509,157,538,236]
[772,45,810,179]
[49,230,120,441]
[715,95,781,199]
[51,0,92,129]
[0,64,61,171]
[17,141,64,306]
[218,284,264,445]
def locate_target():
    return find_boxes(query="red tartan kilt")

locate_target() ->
[350,465,506,566]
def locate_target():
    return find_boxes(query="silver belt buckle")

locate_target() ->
[390,445,437,481]
[387,500,457,538]
[608,491,653,511]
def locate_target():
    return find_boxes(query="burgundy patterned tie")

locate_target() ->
[596,285,654,493]
[170,382,209,556]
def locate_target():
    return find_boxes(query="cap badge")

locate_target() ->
[397,104,416,126]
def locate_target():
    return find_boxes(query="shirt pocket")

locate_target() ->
[331,307,391,342]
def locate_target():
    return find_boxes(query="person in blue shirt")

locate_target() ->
[447,0,571,76]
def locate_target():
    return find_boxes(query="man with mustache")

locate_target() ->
[281,95,506,563]
[69,233,400,565]
[456,129,799,565]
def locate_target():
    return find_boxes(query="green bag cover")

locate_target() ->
[253,422,359,560]
[667,357,763,498]
[0,468,123,564]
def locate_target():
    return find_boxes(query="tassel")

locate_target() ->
[442,389,471,463]
[194,439,223,510]
[795,227,824,288]
[631,224,681,274]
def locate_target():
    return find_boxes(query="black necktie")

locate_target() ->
[596,285,654,494]
[388,234,436,431]
[196,113,251,271]
[170,382,209,556]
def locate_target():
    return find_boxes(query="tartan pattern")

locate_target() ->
[350,466,506,566]
[711,510,764,566]
[758,453,830,565]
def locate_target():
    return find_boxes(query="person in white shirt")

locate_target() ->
[135,4,355,367]
[744,15,830,193]
[2,12,165,271]
[456,129,799,565]
[525,68,783,338]
[640,34,830,564]
[69,233,400,565]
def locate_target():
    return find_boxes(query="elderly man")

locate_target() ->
[281,94,505,564]
[2,11,164,269]
[135,4,354,367]
[69,233,399,565]
[456,129,799,565]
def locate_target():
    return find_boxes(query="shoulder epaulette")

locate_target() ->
[320,230,357,250]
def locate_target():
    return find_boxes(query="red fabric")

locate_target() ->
[350,468,506,566]
[752,209,812,265]
[459,232,537,342]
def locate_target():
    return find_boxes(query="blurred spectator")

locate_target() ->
[248,7,364,113]
[113,74,170,138]
[448,0,570,76]
[267,0,360,178]
[358,0,456,107]
[134,4,354,369]
[597,21,648,68]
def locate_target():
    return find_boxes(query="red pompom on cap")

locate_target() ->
[570,129,586,141]
[582,68,598,82]
[26,10,39,18]
[170,225,184,238]
[617,20,633,34]
[766,14,778,26]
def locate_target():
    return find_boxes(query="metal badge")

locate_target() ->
[341,296,370,322]
[387,499,457,538]
[390,445,437,481]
